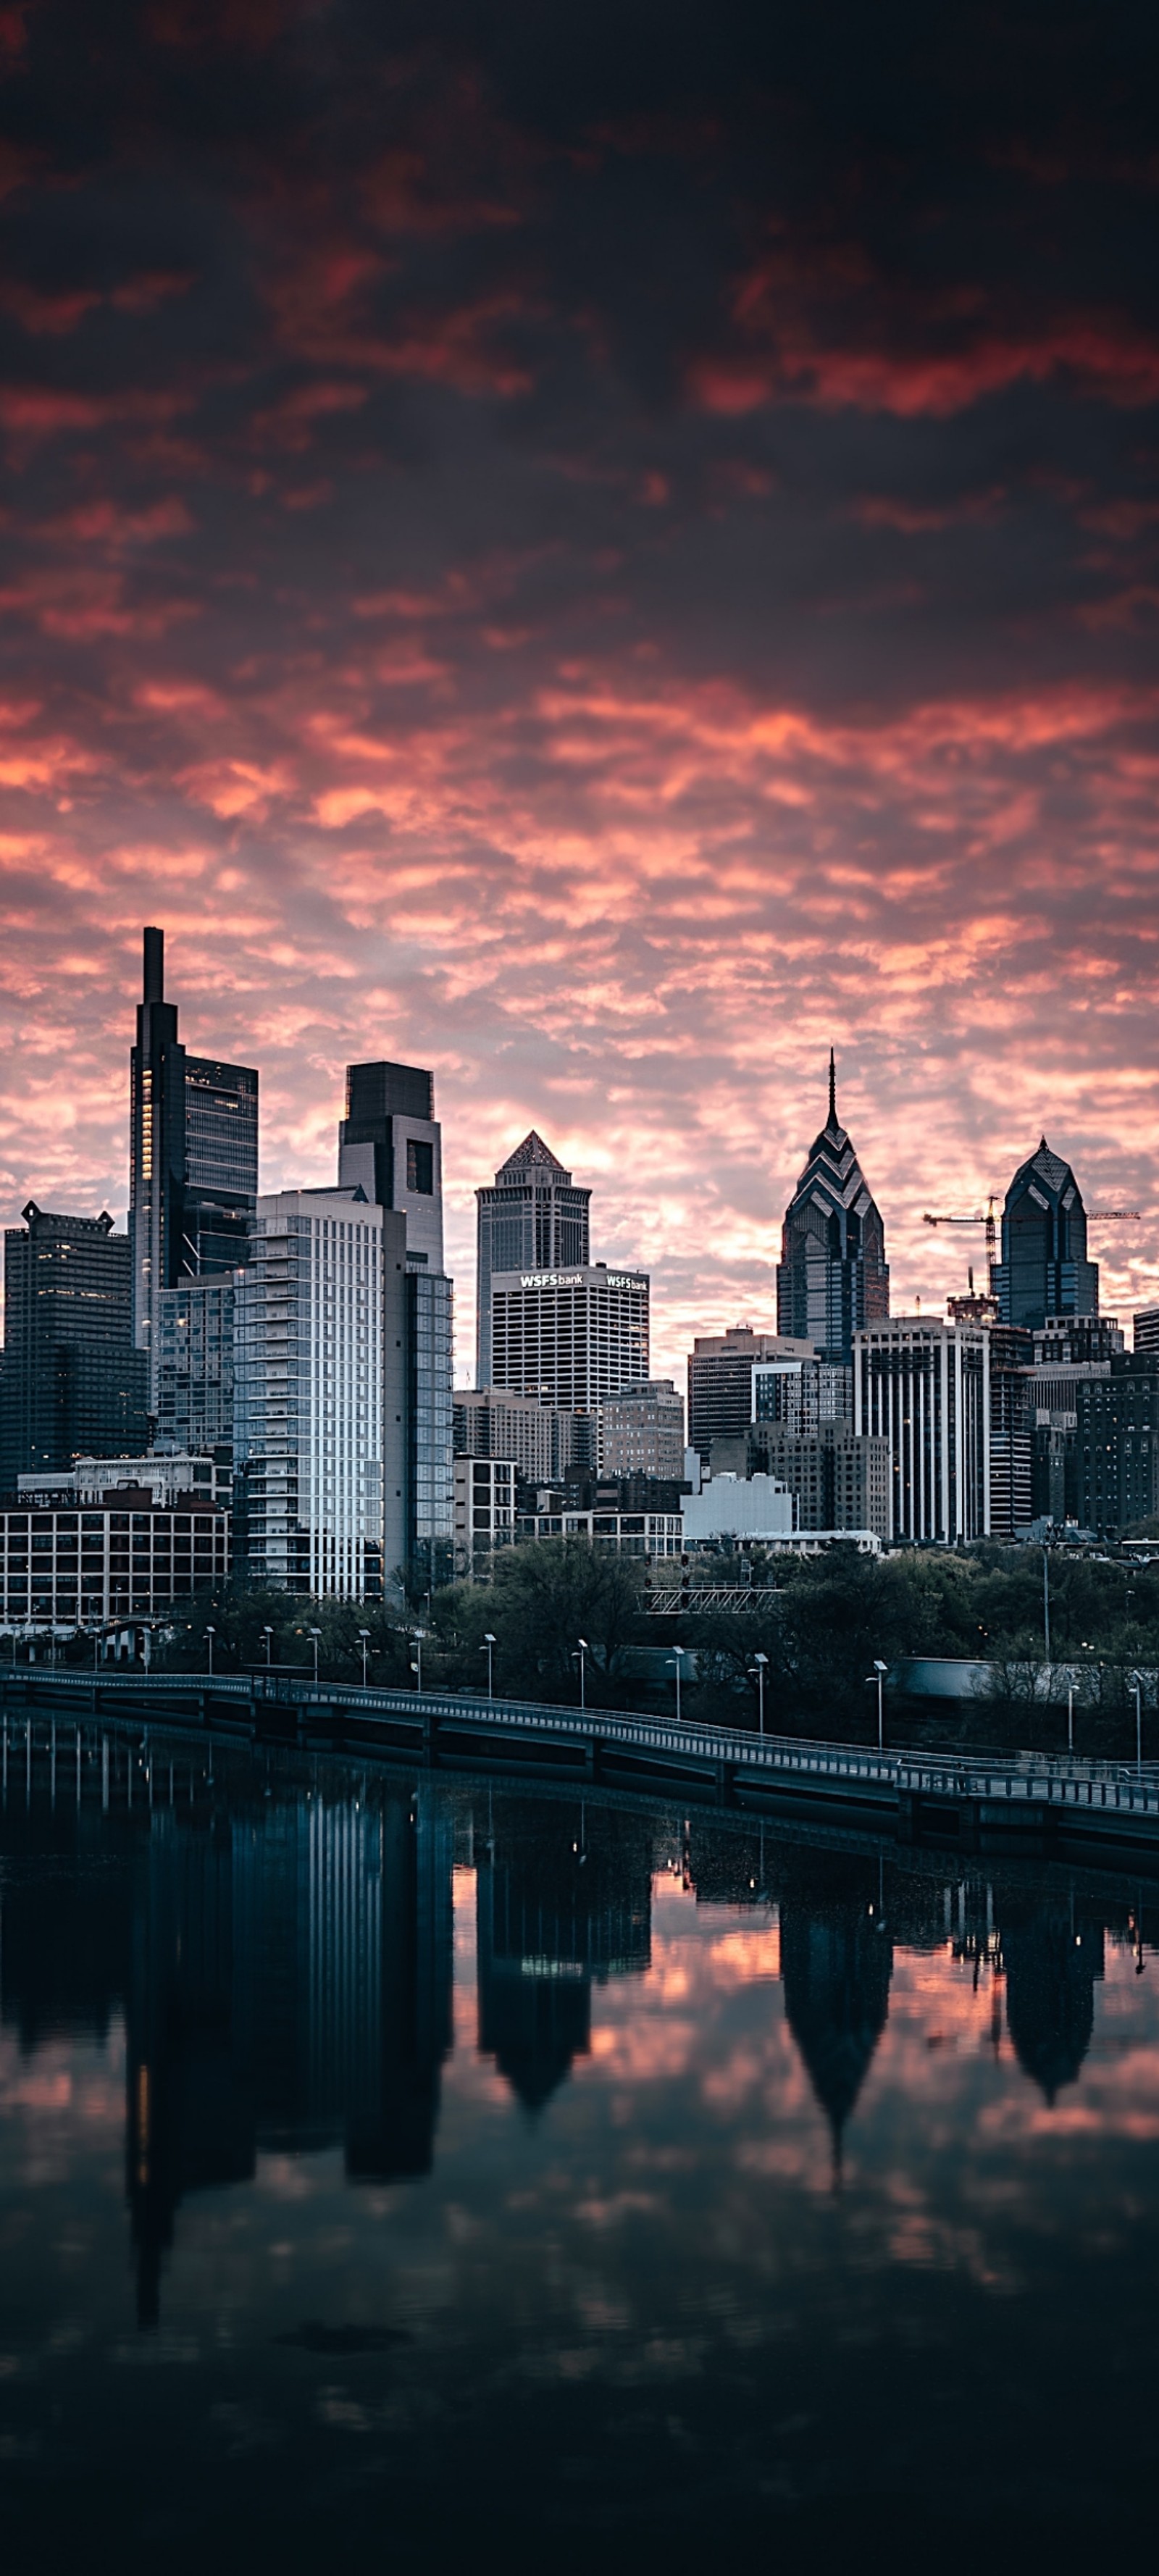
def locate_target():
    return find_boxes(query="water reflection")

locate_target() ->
[1,1729,1156,2335]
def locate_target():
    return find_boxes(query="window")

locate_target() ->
[406,1138,434,1195]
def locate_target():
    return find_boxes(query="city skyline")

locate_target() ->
[0,927,1151,1392]
[0,7,1156,1389]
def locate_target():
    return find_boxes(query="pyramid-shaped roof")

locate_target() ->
[1008,1137,1076,1203]
[497,1130,570,1179]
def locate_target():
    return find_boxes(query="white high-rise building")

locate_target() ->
[490,1264,649,1413]
[235,1187,402,1599]
[853,1317,989,1545]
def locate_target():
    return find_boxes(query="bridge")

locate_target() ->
[2,1664,1158,1861]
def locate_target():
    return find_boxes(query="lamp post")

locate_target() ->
[671,1642,685,1724]
[263,1625,274,1670]
[574,1636,588,1712]
[482,1631,496,1701]
[204,1624,216,1678]
[748,1650,768,1736]
[1130,1668,1145,1778]
[358,1627,370,1689]
[309,1626,321,1686]
[411,1628,426,1693]
[865,1658,888,1752]
[1068,1682,1075,1757]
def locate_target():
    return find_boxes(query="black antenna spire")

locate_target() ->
[827,1047,837,1128]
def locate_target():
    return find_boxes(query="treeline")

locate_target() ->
[138,1537,1159,1758]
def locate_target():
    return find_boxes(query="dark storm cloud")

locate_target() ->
[0,0,1157,1368]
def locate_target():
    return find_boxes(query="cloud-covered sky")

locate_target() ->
[1,0,1157,1380]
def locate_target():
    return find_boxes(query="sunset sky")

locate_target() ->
[1,0,1157,1382]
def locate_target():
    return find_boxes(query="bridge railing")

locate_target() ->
[11,1665,1159,1812]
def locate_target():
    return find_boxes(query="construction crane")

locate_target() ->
[924,1200,1000,1262]
[924,1203,1140,1261]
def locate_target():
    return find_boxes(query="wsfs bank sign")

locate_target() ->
[517,1272,639,1291]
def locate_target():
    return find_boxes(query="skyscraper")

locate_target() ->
[0,1203,148,1486]
[234,1187,393,1598]
[475,1133,591,1387]
[991,1137,1099,1329]
[129,927,258,1394]
[490,1264,648,1411]
[336,1058,453,1578]
[777,1055,890,1363]
[853,1316,989,1544]
[687,1326,811,1458]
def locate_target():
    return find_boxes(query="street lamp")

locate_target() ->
[748,1650,769,1736]
[358,1627,370,1689]
[263,1624,274,1669]
[671,1642,686,1724]
[574,1636,589,1712]
[1067,1681,1075,1757]
[481,1631,496,1701]
[411,1627,426,1692]
[204,1624,216,1678]
[308,1626,321,1686]
[1130,1668,1145,1777]
[864,1658,888,1752]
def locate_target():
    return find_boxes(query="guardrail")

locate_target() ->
[9,1665,1159,1819]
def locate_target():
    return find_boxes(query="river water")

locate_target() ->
[1,1725,1158,2572]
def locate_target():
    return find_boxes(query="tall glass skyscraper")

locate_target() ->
[475,1133,590,1387]
[0,1202,148,1485]
[991,1137,1099,1329]
[777,1056,890,1364]
[129,927,258,1401]
[336,1059,453,1583]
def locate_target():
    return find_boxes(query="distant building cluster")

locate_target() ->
[0,933,1155,1636]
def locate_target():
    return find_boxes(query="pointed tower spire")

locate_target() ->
[827,1047,837,1130]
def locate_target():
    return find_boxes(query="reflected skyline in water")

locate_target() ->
[1,1726,1158,2568]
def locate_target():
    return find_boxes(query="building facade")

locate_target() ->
[745,1421,892,1540]
[515,1499,686,1557]
[682,1473,795,1543]
[598,1379,685,1479]
[19,1450,232,1510]
[475,1132,591,1387]
[453,1455,517,1574]
[129,927,258,1392]
[490,1266,648,1411]
[991,1137,1099,1329]
[0,1489,229,1633]
[234,1188,389,1599]
[0,1204,148,1488]
[453,1388,585,1480]
[753,1354,852,1433]
[1076,1358,1159,1533]
[156,1276,235,1456]
[336,1058,453,1577]
[777,1055,890,1363]
[1135,1308,1159,1360]
[853,1318,989,1545]
[687,1328,812,1460]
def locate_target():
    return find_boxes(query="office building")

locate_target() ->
[753,1353,852,1434]
[0,1203,148,1488]
[337,1059,453,1578]
[453,1455,517,1574]
[155,1276,235,1456]
[745,1421,892,1540]
[514,1495,686,1556]
[1135,1308,1159,1360]
[682,1473,795,1543]
[338,1059,445,1269]
[987,1324,1034,1539]
[18,1449,231,1510]
[687,1327,813,1460]
[1076,1357,1159,1533]
[490,1265,648,1411]
[453,1387,585,1481]
[234,1188,393,1599]
[475,1132,590,1387]
[853,1318,989,1545]
[777,1055,890,1362]
[0,1487,229,1633]
[991,1137,1099,1329]
[129,927,258,1392]
[598,1379,685,1479]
